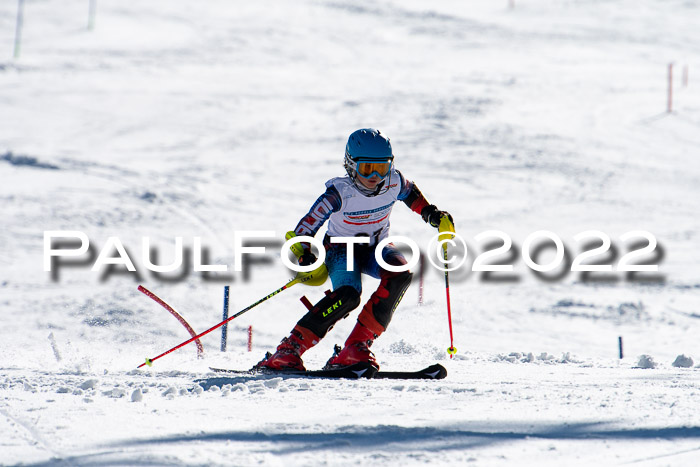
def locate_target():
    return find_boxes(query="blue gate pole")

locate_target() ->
[221,286,230,352]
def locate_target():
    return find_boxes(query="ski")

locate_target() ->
[210,362,377,379]
[209,363,446,380]
[374,363,447,380]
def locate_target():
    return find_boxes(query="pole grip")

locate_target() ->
[285,231,304,258]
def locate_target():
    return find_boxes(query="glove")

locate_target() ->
[299,251,317,266]
[422,205,455,245]
[285,230,328,286]
[421,204,454,228]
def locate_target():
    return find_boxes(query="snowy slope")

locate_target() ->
[1,0,700,465]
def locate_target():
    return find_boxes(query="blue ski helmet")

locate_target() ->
[344,128,394,196]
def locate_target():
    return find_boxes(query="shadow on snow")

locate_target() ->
[20,423,700,466]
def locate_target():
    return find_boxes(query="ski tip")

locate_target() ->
[425,363,448,379]
[372,363,448,380]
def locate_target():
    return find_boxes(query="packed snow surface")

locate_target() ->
[1,0,699,465]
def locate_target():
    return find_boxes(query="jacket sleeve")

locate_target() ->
[293,184,342,238]
[397,171,430,215]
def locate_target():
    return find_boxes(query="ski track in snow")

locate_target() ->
[1,0,700,465]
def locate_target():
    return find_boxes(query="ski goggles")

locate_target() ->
[356,160,393,179]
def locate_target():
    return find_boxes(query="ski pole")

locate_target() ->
[138,275,302,368]
[443,246,457,358]
[439,217,457,358]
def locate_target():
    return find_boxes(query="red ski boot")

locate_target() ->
[255,327,319,371]
[324,322,379,370]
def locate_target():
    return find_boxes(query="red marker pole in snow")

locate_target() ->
[418,254,425,306]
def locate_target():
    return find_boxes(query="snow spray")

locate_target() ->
[48,332,61,362]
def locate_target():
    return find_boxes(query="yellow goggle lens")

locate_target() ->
[357,161,391,178]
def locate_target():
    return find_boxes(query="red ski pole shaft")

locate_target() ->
[138,279,298,368]
[443,247,456,358]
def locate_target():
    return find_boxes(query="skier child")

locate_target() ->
[257,128,453,371]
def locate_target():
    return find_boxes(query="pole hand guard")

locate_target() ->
[285,231,328,287]
[438,216,456,250]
